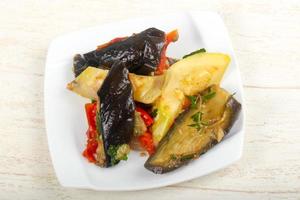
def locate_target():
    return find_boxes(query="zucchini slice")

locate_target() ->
[151,53,231,145]
[144,86,241,174]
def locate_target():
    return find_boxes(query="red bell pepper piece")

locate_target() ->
[139,132,155,155]
[136,107,154,127]
[155,29,179,75]
[85,102,97,129]
[83,102,99,163]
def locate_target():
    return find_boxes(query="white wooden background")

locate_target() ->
[0,0,300,199]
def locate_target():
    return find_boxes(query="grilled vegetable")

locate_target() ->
[155,29,179,74]
[136,107,154,127]
[145,86,241,174]
[82,102,99,163]
[130,74,165,104]
[67,67,165,104]
[139,132,155,155]
[151,53,231,145]
[73,54,100,77]
[182,48,206,59]
[133,111,147,137]
[97,61,135,167]
[74,28,177,76]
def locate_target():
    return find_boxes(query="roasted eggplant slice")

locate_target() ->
[144,86,241,174]
[97,61,135,167]
[74,28,176,76]
[73,54,103,77]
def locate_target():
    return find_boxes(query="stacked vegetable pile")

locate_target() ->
[67,28,241,173]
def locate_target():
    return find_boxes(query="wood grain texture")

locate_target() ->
[0,0,299,199]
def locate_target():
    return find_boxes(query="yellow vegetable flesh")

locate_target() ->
[67,67,165,104]
[151,53,231,145]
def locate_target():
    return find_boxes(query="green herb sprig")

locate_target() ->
[107,144,129,165]
[107,145,119,166]
[188,111,208,133]
[202,91,216,102]
[187,95,199,109]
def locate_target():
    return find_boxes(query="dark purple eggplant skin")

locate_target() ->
[144,95,241,174]
[73,54,108,77]
[74,27,166,77]
[97,61,135,167]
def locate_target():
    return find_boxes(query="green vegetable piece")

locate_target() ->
[188,111,205,132]
[151,108,158,118]
[180,154,195,161]
[119,154,128,161]
[107,145,119,166]
[183,48,206,59]
[107,144,130,165]
[202,91,216,102]
[187,95,198,109]
[188,123,202,131]
[191,111,202,123]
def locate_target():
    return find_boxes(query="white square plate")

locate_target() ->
[44,11,245,191]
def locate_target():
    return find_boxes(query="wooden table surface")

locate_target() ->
[1,0,299,199]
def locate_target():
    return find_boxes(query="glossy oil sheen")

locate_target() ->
[74,28,166,76]
[97,61,135,167]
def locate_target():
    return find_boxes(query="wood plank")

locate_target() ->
[1,0,300,199]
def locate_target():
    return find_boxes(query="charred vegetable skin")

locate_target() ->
[97,61,135,167]
[74,28,168,76]
[144,86,241,174]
